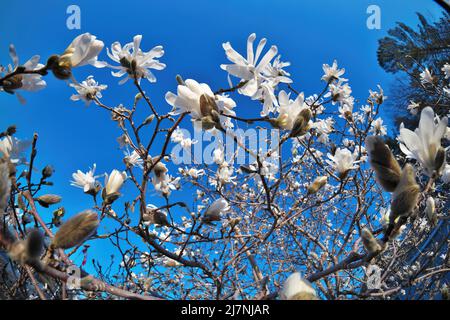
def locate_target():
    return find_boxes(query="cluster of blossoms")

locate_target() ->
[0,30,449,301]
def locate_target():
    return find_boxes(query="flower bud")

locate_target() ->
[142,115,155,126]
[425,196,437,226]
[307,176,328,194]
[434,147,446,173]
[199,94,219,118]
[365,136,401,192]
[390,164,420,220]
[42,165,54,179]
[26,229,44,260]
[289,109,312,138]
[35,194,62,208]
[0,159,11,211]
[202,198,229,224]
[280,272,318,300]
[46,55,72,80]
[143,206,169,226]
[361,228,382,254]
[52,207,65,227]
[52,210,99,249]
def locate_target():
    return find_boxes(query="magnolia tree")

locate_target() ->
[0,32,449,300]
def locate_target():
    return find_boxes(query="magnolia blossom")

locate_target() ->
[326,148,358,178]
[59,33,105,68]
[165,79,236,129]
[70,76,107,105]
[370,118,387,136]
[312,118,334,144]
[171,128,198,149]
[104,169,127,196]
[71,164,100,193]
[1,45,46,96]
[220,33,279,97]
[262,55,292,83]
[151,161,179,196]
[106,35,165,84]
[398,107,448,176]
[203,198,230,223]
[407,100,420,115]
[212,162,236,186]
[280,272,317,300]
[327,80,352,106]
[123,149,143,168]
[321,60,346,82]
[179,167,204,179]
[274,91,309,130]
[420,68,434,84]
[442,63,450,79]
[0,135,30,164]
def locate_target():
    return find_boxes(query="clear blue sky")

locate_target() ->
[0,0,445,272]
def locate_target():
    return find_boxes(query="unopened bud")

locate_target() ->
[425,196,437,227]
[176,74,185,86]
[52,210,99,249]
[0,160,11,211]
[390,164,420,220]
[26,229,44,260]
[365,136,402,192]
[47,55,72,80]
[307,176,328,194]
[289,109,312,138]
[434,147,446,173]
[36,194,62,208]
[361,228,382,254]
[143,206,169,226]
[42,165,54,179]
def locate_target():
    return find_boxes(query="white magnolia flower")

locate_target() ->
[326,148,358,178]
[262,55,292,84]
[327,80,352,105]
[274,90,309,130]
[165,79,236,129]
[370,118,387,136]
[368,85,386,104]
[106,35,165,84]
[280,272,317,300]
[1,45,46,96]
[0,136,30,164]
[321,60,346,82]
[151,161,179,196]
[70,76,107,105]
[220,33,278,97]
[213,146,225,165]
[179,167,204,179]
[124,149,143,168]
[407,100,420,115]
[420,68,434,85]
[442,63,450,79]
[398,107,448,176]
[104,169,127,196]
[203,198,230,222]
[171,128,198,150]
[215,162,236,186]
[59,33,106,68]
[312,118,334,144]
[71,164,100,193]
